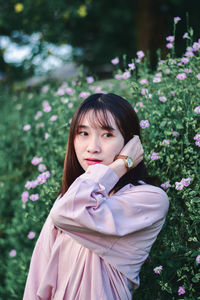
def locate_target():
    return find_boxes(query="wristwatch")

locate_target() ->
[114,155,134,170]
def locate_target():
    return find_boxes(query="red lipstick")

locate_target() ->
[85,158,102,165]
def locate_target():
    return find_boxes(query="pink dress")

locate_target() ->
[23,164,169,300]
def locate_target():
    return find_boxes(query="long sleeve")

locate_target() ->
[49,164,169,286]
[50,164,169,237]
[23,213,59,300]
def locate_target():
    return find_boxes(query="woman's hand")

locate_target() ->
[109,135,144,179]
[119,135,144,168]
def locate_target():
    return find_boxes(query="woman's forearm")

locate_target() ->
[108,158,127,179]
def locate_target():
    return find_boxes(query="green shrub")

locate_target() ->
[1,26,200,299]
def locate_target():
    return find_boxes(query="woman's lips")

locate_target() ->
[85,159,102,165]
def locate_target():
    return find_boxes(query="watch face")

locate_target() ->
[127,157,133,168]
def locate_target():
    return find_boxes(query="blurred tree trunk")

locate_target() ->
[137,0,168,66]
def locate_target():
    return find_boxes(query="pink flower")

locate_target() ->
[172,131,179,137]
[21,191,29,203]
[166,36,175,42]
[165,68,170,74]
[141,88,148,96]
[174,16,181,24]
[68,103,73,108]
[153,77,161,83]
[31,179,39,188]
[31,157,43,165]
[122,71,131,79]
[23,124,31,131]
[29,194,39,201]
[56,87,65,96]
[196,254,200,264]
[114,74,123,80]
[171,91,175,96]
[136,102,143,107]
[195,140,200,147]
[140,120,150,129]
[194,106,200,114]
[111,57,119,65]
[178,286,185,296]
[159,96,167,103]
[37,171,50,184]
[193,42,200,51]
[161,181,170,190]
[43,171,50,178]
[194,133,200,147]
[128,63,135,70]
[181,57,189,64]
[42,100,52,112]
[65,88,74,96]
[183,32,189,39]
[137,51,145,59]
[25,181,32,190]
[50,115,58,122]
[169,58,176,65]
[166,43,173,49]
[42,100,49,106]
[175,181,184,190]
[150,152,159,160]
[180,178,191,187]
[43,105,52,112]
[153,265,163,274]
[45,132,50,139]
[34,111,43,120]
[176,73,186,80]
[197,74,200,80]
[184,68,192,74]
[95,86,102,93]
[185,51,194,57]
[38,164,46,172]
[79,91,90,99]
[140,79,149,85]
[158,60,165,65]
[41,85,49,93]
[194,133,200,141]
[86,76,94,84]
[28,232,36,239]
[162,139,170,146]
[9,249,17,257]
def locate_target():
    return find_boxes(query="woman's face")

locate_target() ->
[74,110,125,171]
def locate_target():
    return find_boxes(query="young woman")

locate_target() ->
[23,93,169,300]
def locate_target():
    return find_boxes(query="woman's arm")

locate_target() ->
[50,163,169,237]
[23,213,59,299]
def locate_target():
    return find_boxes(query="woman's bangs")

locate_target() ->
[75,107,114,134]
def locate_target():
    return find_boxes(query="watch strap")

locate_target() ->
[114,155,129,168]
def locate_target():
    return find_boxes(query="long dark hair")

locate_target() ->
[58,93,159,197]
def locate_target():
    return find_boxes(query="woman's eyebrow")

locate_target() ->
[77,125,89,130]
[101,125,116,131]
[77,125,116,131]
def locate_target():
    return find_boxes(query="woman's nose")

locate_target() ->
[87,137,101,153]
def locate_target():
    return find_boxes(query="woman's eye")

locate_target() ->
[78,131,88,136]
[104,133,113,137]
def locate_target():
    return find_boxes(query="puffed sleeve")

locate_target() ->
[50,164,169,237]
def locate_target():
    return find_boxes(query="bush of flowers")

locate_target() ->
[1,19,199,299]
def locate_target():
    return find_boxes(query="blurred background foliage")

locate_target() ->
[0,0,200,82]
[0,46,199,298]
